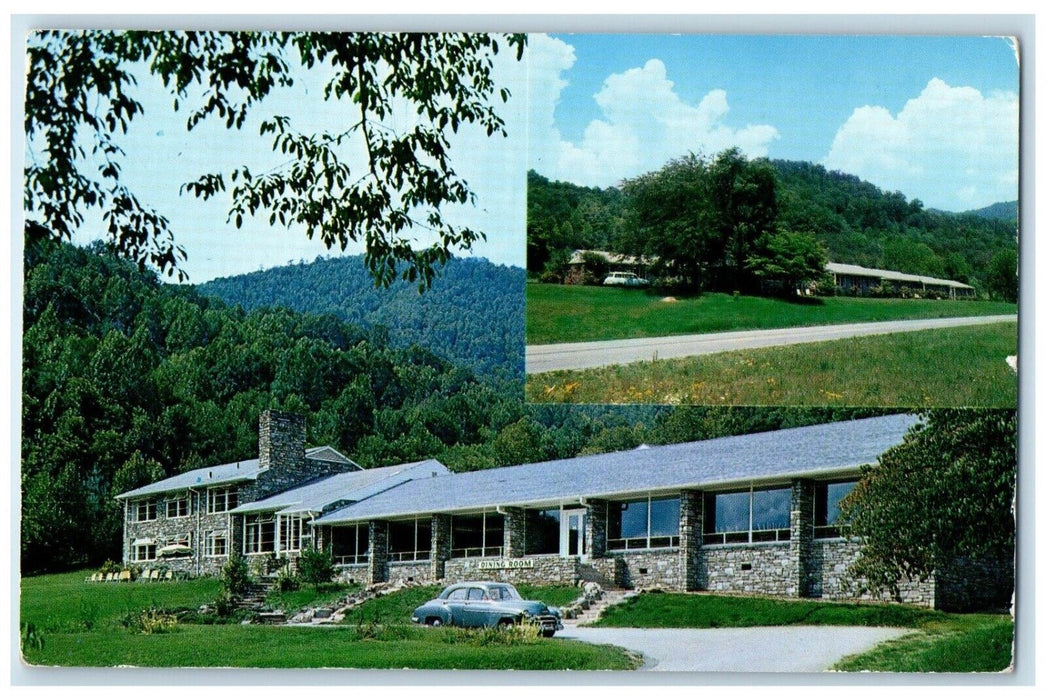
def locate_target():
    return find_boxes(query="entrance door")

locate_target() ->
[560,509,586,559]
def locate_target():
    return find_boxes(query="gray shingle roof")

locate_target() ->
[314,414,919,525]
[827,262,973,290]
[115,446,355,500]
[231,459,449,515]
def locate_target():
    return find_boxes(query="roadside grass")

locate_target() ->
[526,322,1017,407]
[832,615,1014,672]
[21,573,627,670]
[525,283,1017,345]
[265,582,361,613]
[22,624,638,670]
[592,592,1012,673]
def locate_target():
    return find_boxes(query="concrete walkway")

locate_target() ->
[559,625,911,672]
[526,315,1017,373]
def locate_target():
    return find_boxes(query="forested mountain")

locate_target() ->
[528,160,1019,292]
[964,201,1018,221]
[21,239,878,573]
[199,256,524,377]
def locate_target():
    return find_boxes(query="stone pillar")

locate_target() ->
[584,499,608,559]
[368,520,389,585]
[679,489,704,591]
[257,410,306,495]
[501,507,526,557]
[430,514,451,581]
[790,479,815,598]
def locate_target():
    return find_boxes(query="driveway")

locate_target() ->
[526,315,1017,373]
[559,625,911,672]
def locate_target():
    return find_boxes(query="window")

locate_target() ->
[331,524,369,565]
[279,515,309,552]
[244,514,275,554]
[205,531,228,557]
[703,486,791,545]
[207,486,239,514]
[451,513,504,558]
[166,494,189,519]
[814,480,857,538]
[133,542,157,561]
[132,499,157,522]
[524,508,560,555]
[388,518,432,562]
[607,496,680,550]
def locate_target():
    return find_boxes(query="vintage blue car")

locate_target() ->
[411,581,563,637]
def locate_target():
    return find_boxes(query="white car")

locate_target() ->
[603,271,650,287]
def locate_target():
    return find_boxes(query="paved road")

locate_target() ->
[526,315,1017,374]
[559,625,911,672]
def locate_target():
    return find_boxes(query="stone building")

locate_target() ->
[826,262,975,298]
[119,412,1011,611]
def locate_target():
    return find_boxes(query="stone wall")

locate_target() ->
[444,555,580,587]
[613,548,683,590]
[388,561,436,585]
[935,555,1014,612]
[701,543,797,596]
[810,539,935,607]
[123,490,235,577]
[335,563,369,585]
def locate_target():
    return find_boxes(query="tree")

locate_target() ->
[841,410,1016,599]
[746,230,827,296]
[707,148,779,293]
[25,31,527,288]
[985,248,1019,303]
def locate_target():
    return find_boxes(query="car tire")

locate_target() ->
[426,617,442,627]
[541,629,556,638]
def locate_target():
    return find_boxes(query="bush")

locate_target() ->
[297,548,336,586]
[122,607,178,634]
[276,568,301,592]
[220,554,251,599]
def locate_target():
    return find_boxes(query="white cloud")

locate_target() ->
[823,78,1018,211]
[527,38,779,188]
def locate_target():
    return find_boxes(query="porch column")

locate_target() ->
[790,479,816,598]
[584,499,607,559]
[367,520,389,585]
[430,514,451,581]
[501,507,526,557]
[679,489,704,591]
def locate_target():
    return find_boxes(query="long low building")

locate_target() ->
[119,412,1010,611]
[827,262,975,298]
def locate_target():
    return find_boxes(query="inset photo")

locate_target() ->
[524,34,1019,407]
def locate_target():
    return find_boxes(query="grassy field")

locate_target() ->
[526,283,1017,345]
[527,322,1018,407]
[19,571,631,670]
[594,592,1013,673]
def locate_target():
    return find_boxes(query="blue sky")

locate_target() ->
[39,31,1019,282]
[529,33,1020,212]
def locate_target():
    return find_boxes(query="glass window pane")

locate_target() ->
[752,487,791,531]
[525,509,560,555]
[825,481,857,525]
[484,514,505,549]
[618,499,649,540]
[649,497,680,537]
[388,521,416,553]
[452,515,483,550]
[714,491,750,533]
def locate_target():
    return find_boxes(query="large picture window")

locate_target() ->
[331,524,369,566]
[451,513,504,558]
[607,496,680,550]
[132,499,157,522]
[388,518,432,562]
[208,486,239,513]
[814,480,857,538]
[244,514,275,554]
[704,486,791,544]
[524,508,561,555]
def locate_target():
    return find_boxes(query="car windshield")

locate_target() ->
[486,585,521,601]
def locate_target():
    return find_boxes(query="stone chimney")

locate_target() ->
[258,409,306,477]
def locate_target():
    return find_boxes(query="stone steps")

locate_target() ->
[566,588,634,626]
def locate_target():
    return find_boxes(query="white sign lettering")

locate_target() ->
[477,558,535,570]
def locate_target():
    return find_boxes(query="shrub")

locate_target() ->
[276,569,301,592]
[297,548,336,586]
[122,607,177,634]
[220,554,251,598]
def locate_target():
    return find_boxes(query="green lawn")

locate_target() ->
[20,572,629,670]
[593,592,1013,673]
[526,283,1017,345]
[527,322,1018,407]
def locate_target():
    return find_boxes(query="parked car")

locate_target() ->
[411,581,563,637]
[603,271,650,287]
